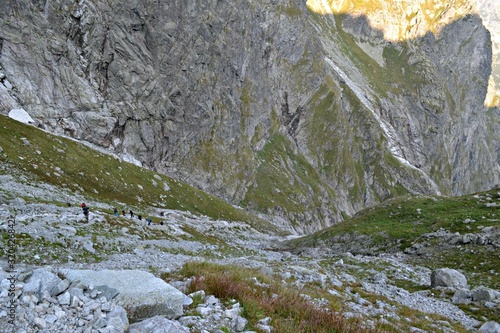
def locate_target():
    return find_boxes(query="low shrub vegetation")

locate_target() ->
[171,262,380,333]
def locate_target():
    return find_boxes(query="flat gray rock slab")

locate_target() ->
[59,269,184,322]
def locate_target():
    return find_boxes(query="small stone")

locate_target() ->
[196,306,213,316]
[51,279,70,296]
[183,294,193,307]
[57,291,71,305]
[225,307,241,319]
[84,300,101,313]
[70,295,80,308]
[45,314,58,324]
[256,324,273,333]
[205,295,219,305]
[258,317,272,326]
[189,290,206,299]
[34,317,47,329]
[93,317,107,329]
[55,310,66,319]
[101,302,113,312]
[89,289,98,299]
[234,316,248,332]
[83,241,96,254]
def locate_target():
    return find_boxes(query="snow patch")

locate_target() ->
[9,108,35,124]
[121,152,143,167]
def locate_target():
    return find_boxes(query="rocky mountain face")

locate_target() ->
[0,0,499,233]
[477,0,500,107]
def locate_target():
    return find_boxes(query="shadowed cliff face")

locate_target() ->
[0,0,498,233]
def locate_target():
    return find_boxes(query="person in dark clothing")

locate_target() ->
[122,210,126,217]
[147,217,152,226]
[81,203,90,222]
[113,208,118,216]
[138,215,142,221]
[129,210,134,218]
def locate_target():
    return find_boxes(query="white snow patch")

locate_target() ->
[122,152,143,167]
[112,137,121,147]
[9,108,35,124]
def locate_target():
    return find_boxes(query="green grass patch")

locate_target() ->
[0,114,280,234]
[285,189,500,252]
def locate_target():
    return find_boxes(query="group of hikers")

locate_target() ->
[112,207,154,225]
[68,198,160,225]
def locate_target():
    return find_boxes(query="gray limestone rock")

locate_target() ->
[479,321,500,333]
[108,305,129,331]
[23,268,62,297]
[59,269,185,322]
[430,268,467,289]
[472,287,497,302]
[126,316,189,333]
[57,291,71,306]
[452,289,471,304]
[50,279,70,297]
[234,316,248,332]
[95,285,120,301]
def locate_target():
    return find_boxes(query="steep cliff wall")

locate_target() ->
[0,0,498,233]
[476,0,500,107]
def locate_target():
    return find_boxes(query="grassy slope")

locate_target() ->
[242,133,336,228]
[0,114,282,234]
[284,190,500,286]
[283,190,500,323]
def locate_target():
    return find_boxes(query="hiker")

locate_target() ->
[138,215,142,221]
[129,210,134,218]
[66,198,71,207]
[147,217,152,226]
[81,203,90,222]
[122,210,126,216]
[113,208,118,216]
[160,221,164,226]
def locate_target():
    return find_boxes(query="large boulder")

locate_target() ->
[23,268,62,297]
[479,321,500,333]
[472,287,498,302]
[59,269,184,322]
[451,288,471,304]
[430,268,467,289]
[127,316,189,333]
